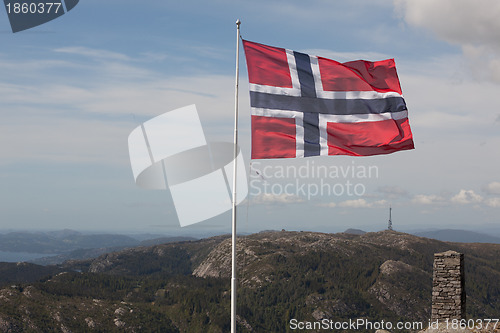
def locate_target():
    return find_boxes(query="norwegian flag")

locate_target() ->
[242,40,414,159]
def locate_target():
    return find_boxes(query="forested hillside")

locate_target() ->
[0,231,499,332]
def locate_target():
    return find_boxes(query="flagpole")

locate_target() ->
[231,19,241,333]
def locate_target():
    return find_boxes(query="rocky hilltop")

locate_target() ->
[0,230,499,332]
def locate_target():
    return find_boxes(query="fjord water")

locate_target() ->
[0,251,53,263]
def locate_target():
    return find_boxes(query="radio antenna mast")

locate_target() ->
[388,206,393,231]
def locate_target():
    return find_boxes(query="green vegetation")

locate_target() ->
[0,231,498,332]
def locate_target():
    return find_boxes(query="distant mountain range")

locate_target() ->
[31,236,198,266]
[0,230,197,265]
[0,230,140,254]
[411,229,500,244]
[343,228,367,235]
[1,228,498,267]
[0,230,498,332]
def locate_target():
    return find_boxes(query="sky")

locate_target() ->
[1,0,500,236]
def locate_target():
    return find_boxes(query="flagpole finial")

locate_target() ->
[236,19,241,26]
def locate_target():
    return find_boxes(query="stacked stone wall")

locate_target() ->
[431,250,465,321]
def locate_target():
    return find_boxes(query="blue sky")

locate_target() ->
[1,0,500,236]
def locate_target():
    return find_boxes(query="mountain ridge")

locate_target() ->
[412,229,500,244]
[0,230,498,332]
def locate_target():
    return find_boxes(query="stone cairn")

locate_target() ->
[431,250,466,321]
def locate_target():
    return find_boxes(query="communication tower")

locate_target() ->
[388,206,393,231]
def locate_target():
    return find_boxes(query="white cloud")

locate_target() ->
[394,0,500,46]
[394,0,500,83]
[373,200,389,207]
[0,48,241,166]
[451,189,483,205]
[338,199,387,208]
[413,190,484,206]
[412,189,500,209]
[339,199,370,208]
[483,181,500,195]
[412,194,446,205]
[0,45,239,117]
[377,186,409,199]
[54,47,132,61]
[231,0,392,31]
[317,202,337,208]
[485,197,500,208]
[401,67,500,132]
[0,115,130,166]
[251,193,305,205]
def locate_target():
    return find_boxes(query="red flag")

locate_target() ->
[242,40,414,159]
